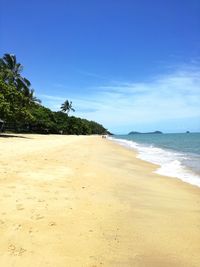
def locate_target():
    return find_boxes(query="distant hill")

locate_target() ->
[128,131,163,135]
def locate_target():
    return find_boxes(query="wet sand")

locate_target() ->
[0,134,200,266]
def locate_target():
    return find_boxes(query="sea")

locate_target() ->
[108,133,200,187]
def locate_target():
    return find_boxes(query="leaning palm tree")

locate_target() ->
[0,54,30,92]
[0,53,41,105]
[0,54,23,85]
[61,100,75,115]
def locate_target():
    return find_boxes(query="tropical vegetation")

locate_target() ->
[0,53,109,135]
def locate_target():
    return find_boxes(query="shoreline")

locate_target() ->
[0,134,200,266]
[108,135,200,188]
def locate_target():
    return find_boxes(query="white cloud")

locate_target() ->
[39,64,200,133]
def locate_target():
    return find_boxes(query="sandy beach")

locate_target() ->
[0,134,200,267]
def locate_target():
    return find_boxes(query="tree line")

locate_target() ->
[0,53,109,135]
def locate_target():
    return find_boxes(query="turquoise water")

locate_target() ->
[109,133,200,187]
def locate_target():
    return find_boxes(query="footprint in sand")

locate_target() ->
[16,204,24,211]
[8,244,26,256]
[35,214,44,220]
[28,227,39,234]
[0,220,5,225]
[14,224,22,231]
[31,214,44,220]
[48,221,56,227]
[28,227,33,234]
[37,199,45,202]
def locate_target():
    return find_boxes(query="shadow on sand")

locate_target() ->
[0,134,30,139]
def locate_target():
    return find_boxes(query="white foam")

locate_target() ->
[108,137,200,188]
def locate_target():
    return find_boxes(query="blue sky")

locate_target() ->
[1,0,200,133]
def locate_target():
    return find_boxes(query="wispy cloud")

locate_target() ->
[40,63,200,133]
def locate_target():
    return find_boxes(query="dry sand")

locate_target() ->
[0,134,200,267]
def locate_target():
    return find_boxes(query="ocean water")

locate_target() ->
[108,133,200,187]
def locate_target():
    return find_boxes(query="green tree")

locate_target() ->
[0,53,109,135]
[0,79,32,125]
[0,53,40,105]
[29,105,57,134]
[0,53,23,84]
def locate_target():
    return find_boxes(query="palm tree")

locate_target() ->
[61,100,75,115]
[0,54,23,85]
[23,87,41,105]
[0,53,41,105]
[0,54,30,92]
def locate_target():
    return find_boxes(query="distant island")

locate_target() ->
[128,131,163,135]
